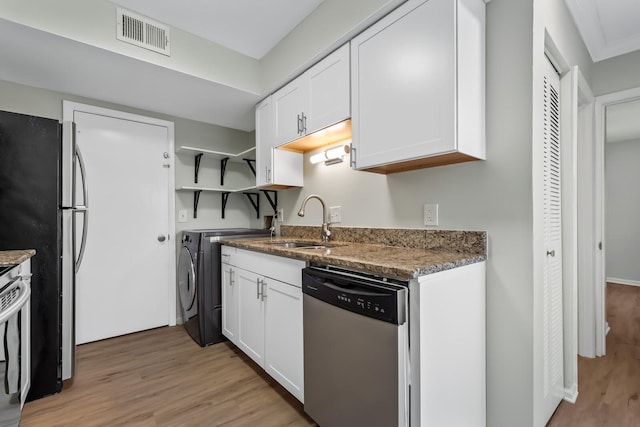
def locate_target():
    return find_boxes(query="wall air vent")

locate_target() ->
[116,8,170,56]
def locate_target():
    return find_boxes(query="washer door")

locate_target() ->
[177,246,197,315]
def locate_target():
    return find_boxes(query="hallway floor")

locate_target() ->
[548,283,640,426]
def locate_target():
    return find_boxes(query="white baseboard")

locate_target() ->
[607,277,640,287]
[563,384,578,404]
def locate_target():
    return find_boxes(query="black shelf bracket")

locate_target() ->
[220,157,230,186]
[221,192,231,219]
[243,192,260,219]
[193,190,202,218]
[260,190,278,213]
[243,159,256,177]
[194,153,203,184]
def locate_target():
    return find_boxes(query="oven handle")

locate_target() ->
[0,280,30,325]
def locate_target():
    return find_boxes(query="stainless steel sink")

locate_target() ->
[267,241,343,250]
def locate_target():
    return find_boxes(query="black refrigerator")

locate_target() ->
[0,110,66,400]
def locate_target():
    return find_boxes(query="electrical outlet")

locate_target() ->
[424,204,438,226]
[329,206,342,223]
[277,208,284,222]
[178,209,188,223]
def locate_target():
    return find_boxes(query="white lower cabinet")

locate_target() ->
[236,268,265,366]
[221,246,305,402]
[264,278,303,401]
[221,265,238,343]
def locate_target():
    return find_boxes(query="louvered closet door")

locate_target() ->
[541,55,564,422]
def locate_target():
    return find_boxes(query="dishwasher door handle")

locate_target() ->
[319,279,389,298]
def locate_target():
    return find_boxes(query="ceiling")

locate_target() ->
[109,0,324,59]
[565,0,640,62]
[0,0,326,132]
[2,1,640,134]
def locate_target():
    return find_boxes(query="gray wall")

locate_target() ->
[275,1,537,425]
[259,0,403,94]
[593,50,640,96]
[0,79,263,240]
[271,0,592,424]
[605,139,640,283]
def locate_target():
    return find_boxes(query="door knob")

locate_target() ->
[158,234,166,242]
[546,250,555,257]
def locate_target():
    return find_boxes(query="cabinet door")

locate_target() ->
[255,96,273,187]
[272,149,304,188]
[221,264,239,345]
[264,279,304,402]
[273,79,305,146]
[351,0,456,170]
[237,268,265,367]
[306,43,350,135]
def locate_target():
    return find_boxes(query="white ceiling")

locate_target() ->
[0,18,259,130]
[0,1,326,131]
[110,0,324,59]
[3,1,640,134]
[565,0,640,62]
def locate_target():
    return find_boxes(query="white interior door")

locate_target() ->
[74,110,172,344]
[540,56,565,423]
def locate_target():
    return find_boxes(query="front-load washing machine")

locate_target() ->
[177,228,270,346]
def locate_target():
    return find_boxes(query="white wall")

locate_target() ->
[605,138,640,283]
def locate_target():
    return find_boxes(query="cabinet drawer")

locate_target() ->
[222,246,306,286]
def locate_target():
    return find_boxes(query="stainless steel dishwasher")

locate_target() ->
[302,265,409,427]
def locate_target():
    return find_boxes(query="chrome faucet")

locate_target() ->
[297,194,331,242]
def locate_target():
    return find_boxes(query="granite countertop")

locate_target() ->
[0,249,36,266]
[223,227,486,280]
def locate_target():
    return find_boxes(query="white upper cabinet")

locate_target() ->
[273,43,350,146]
[255,95,303,189]
[350,0,486,173]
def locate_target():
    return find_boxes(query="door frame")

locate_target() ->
[541,35,593,407]
[62,101,177,326]
[592,87,640,356]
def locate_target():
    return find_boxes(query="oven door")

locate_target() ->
[0,275,31,427]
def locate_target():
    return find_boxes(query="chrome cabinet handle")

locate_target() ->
[546,250,555,257]
[256,278,261,299]
[302,112,307,134]
[297,114,302,134]
[230,269,234,286]
[350,146,357,168]
[261,280,267,301]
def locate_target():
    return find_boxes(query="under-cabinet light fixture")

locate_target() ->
[309,144,351,165]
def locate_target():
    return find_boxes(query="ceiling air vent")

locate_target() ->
[116,8,170,56]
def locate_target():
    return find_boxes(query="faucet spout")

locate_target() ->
[297,194,331,242]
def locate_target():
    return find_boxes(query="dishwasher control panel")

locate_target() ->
[302,266,407,325]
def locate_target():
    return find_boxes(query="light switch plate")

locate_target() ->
[424,204,438,226]
[178,209,188,223]
[329,206,342,223]
[277,208,284,222]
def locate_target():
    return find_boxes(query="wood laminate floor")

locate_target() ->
[548,283,640,427]
[22,327,316,427]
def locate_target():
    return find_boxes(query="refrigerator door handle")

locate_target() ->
[74,143,89,273]
[75,143,89,210]
[73,208,89,274]
[61,121,76,208]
